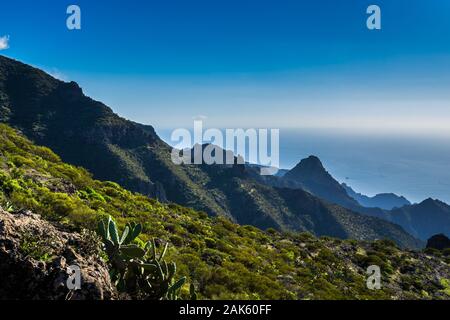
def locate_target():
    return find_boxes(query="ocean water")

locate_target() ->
[157,128,450,204]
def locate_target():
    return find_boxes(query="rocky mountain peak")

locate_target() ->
[285,155,330,181]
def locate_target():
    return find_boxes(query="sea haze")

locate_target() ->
[157,127,450,204]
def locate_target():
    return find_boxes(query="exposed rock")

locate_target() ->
[0,207,117,300]
[427,234,450,251]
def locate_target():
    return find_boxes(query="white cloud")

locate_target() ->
[0,35,10,50]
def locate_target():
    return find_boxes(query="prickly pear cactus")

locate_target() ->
[97,216,193,300]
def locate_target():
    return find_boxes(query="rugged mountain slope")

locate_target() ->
[172,146,423,247]
[0,125,448,300]
[0,55,421,247]
[342,183,411,210]
[0,54,226,214]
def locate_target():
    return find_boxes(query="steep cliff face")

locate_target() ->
[0,207,117,300]
[0,55,161,197]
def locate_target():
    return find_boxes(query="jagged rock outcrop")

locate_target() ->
[0,207,117,300]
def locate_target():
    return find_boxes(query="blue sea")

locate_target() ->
[157,128,450,204]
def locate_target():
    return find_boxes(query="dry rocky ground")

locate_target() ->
[0,207,116,300]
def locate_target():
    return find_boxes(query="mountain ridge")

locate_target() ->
[342,183,411,210]
[387,198,450,240]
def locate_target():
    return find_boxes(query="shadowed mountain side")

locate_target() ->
[0,56,159,196]
[385,199,450,240]
[275,188,422,247]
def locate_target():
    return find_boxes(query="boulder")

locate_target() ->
[0,207,117,300]
[426,234,450,251]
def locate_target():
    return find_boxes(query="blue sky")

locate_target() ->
[1,0,450,131]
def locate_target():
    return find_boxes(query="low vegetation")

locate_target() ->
[0,123,449,300]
